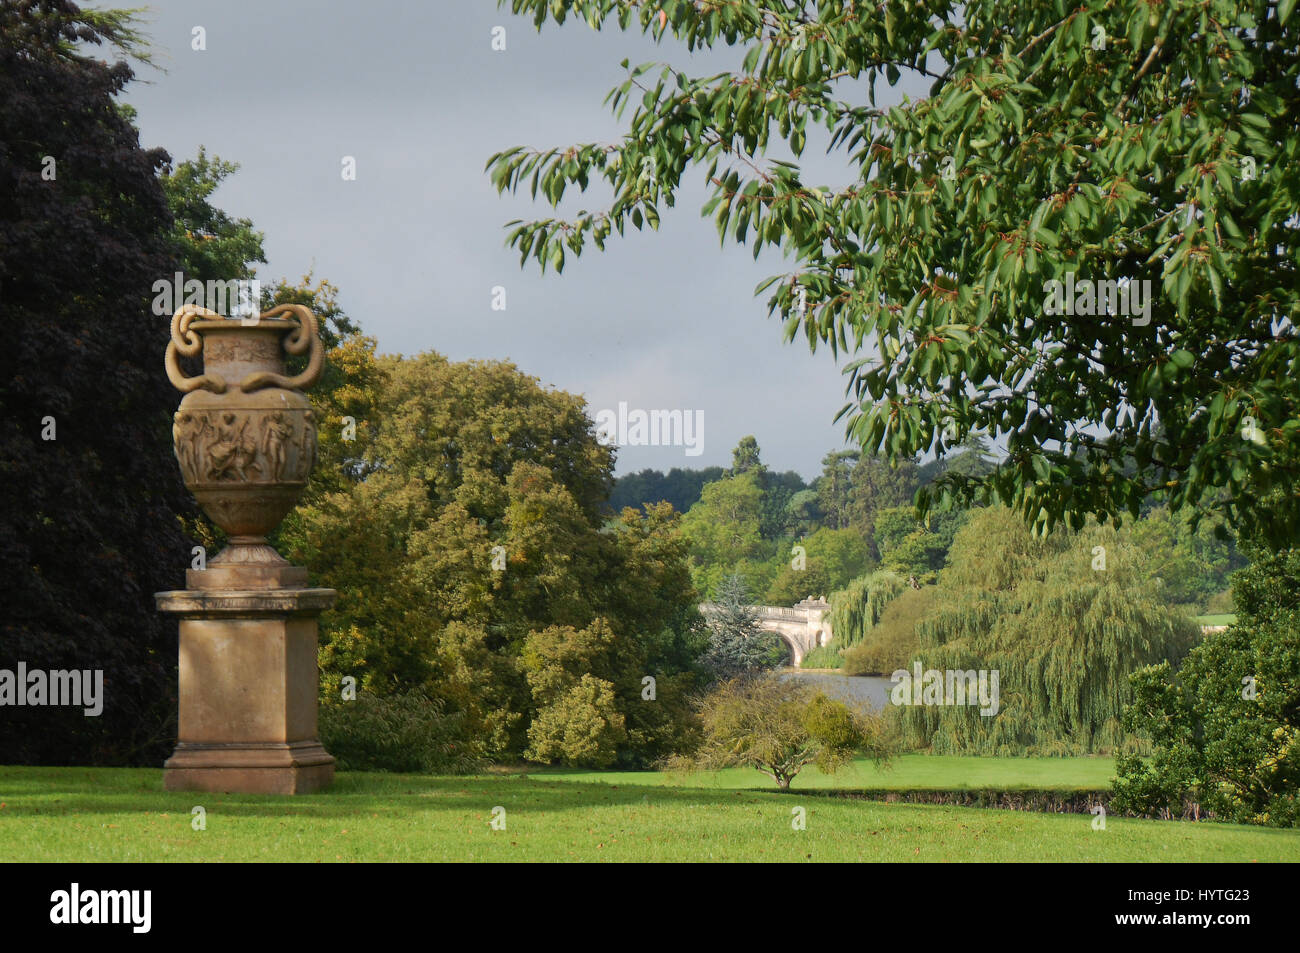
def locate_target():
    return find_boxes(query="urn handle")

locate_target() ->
[163,303,325,395]
[165,305,228,394]
[238,304,325,393]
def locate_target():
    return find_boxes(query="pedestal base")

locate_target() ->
[164,741,334,794]
[156,586,337,795]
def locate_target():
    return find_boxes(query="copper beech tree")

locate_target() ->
[0,1,192,763]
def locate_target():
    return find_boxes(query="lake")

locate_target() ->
[782,671,894,710]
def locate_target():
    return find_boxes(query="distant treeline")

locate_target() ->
[607,466,727,515]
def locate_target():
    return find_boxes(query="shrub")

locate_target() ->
[1112,542,1300,826]
[524,673,627,768]
[800,644,843,670]
[519,618,703,768]
[1205,588,1235,616]
[318,691,485,773]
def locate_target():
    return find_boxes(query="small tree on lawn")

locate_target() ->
[689,675,890,790]
[702,573,784,678]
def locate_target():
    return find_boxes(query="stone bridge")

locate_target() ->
[699,596,833,667]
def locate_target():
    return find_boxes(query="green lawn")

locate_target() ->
[1195,613,1236,626]
[538,753,1119,791]
[2,761,1297,862]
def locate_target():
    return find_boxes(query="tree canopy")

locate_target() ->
[607,465,725,514]
[490,0,1300,547]
[0,1,192,763]
[685,673,889,789]
[160,147,265,282]
[280,351,706,766]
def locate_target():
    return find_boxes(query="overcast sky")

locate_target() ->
[124,0,927,480]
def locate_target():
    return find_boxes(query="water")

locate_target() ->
[782,671,894,710]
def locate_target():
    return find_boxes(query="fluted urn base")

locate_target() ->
[157,586,335,795]
[189,535,309,590]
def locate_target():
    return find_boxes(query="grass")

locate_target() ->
[1195,613,1237,627]
[537,753,1119,791]
[2,760,1298,862]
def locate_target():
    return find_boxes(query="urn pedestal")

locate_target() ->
[158,588,335,794]
[156,304,336,794]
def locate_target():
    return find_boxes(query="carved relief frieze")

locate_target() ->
[173,407,315,485]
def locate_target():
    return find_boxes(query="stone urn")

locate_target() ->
[158,302,336,794]
[165,303,323,589]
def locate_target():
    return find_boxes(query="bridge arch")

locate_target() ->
[758,626,799,666]
[699,596,833,667]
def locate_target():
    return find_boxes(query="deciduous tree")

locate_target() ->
[282,352,705,764]
[491,0,1300,546]
[1113,538,1300,826]
[0,2,192,764]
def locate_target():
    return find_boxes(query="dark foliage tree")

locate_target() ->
[848,452,920,544]
[783,487,820,535]
[814,450,858,530]
[757,467,808,540]
[730,434,764,474]
[915,435,997,486]
[723,434,806,539]
[0,2,193,764]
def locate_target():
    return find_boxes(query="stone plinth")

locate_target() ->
[157,587,336,794]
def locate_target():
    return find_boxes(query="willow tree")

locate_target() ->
[490,0,1300,548]
[841,585,941,675]
[895,507,1199,755]
[827,569,906,649]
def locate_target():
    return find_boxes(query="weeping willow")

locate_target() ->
[892,507,1200,756]
[829,570,906,649]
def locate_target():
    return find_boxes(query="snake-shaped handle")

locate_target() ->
[238,304,324,393]
[164,303,324,394]
[165,305,227,393]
